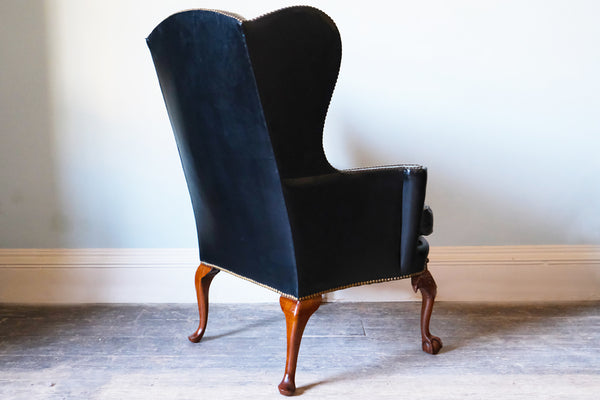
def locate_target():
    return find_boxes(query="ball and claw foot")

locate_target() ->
[422,335,443,355]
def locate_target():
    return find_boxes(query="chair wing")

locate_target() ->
[243,7,340,179]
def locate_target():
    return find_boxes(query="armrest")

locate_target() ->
[281,165,430,282]
[284,163,425,188]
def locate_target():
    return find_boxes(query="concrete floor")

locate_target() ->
[1,302,599,399]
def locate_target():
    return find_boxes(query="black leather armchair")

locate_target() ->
[147,6,441,395]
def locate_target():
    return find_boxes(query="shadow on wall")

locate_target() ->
[0,1,66,248]
[0,2,105,301]
[2,1,200,250]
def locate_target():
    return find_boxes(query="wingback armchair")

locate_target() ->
[147,6,441,395]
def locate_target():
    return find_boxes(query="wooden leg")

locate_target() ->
[278,295,322,396]
[411,268,443,355]
[188,263,219,343]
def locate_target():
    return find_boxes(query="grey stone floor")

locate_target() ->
[1,302,599,399]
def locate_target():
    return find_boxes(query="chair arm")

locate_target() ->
[281,165,430,281]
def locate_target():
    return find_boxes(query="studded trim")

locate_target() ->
[200,260,423,301]
[344,164,424,171]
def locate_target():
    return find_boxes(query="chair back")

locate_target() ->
[147,10,300,294]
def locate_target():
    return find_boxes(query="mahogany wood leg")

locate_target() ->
[188,263,219,343]
[411,269,443,355]
[278,295,322,396]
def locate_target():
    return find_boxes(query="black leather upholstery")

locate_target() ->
[147,6,433,300]
[243,7,340,179]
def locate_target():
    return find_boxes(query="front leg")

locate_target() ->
[278,295,322,396]
[411,268,443,355]
[188,263,219,343]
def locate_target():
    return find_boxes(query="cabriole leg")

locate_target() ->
[188,263,219,343]
[278,295,322,396]
[411,268,443,355]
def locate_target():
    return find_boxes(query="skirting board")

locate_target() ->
[0,245,598,304]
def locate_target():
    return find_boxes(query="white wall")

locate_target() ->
[1,0,599,249]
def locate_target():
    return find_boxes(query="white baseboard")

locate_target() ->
[0,246,598,304]
[329,245,600,302]
[0,249,278,304]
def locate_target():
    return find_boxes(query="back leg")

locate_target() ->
[188,263,219,343]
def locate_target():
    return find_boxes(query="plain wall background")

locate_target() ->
[1,0,599,249]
